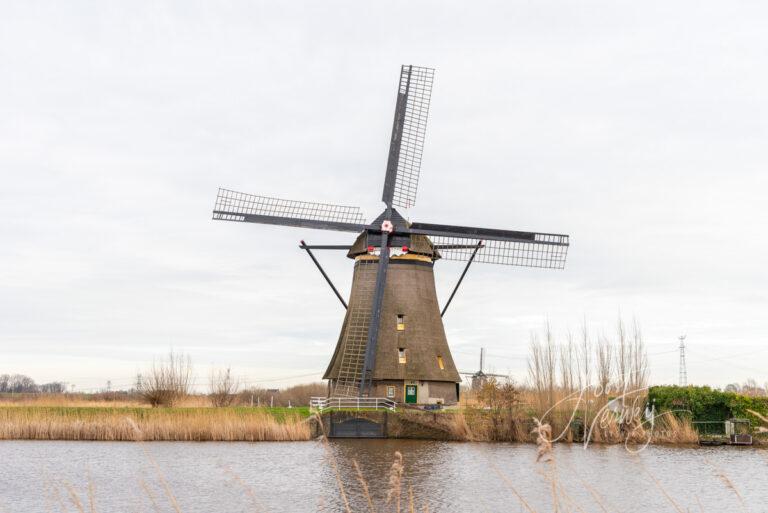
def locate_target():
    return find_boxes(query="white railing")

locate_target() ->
[310,396,397,412]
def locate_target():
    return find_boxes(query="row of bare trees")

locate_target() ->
[0,374,66,394]
[724,379,768,397]
[136,352,242,407]
[135,352,325,408]
[527,318,649,415]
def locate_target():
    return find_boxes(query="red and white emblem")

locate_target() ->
[381,220,394,233]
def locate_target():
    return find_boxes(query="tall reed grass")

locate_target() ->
[0,406,311,441]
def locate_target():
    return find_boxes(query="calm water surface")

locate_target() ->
[1,440,766,512]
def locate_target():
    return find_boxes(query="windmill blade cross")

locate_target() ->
[213,64,571,403]
[381,65,434,210]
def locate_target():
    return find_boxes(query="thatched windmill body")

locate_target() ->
[213,65,569,405]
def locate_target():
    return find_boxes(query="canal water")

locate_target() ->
[1,440,766,512]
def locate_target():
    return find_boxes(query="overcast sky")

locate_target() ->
[1,1,767,392]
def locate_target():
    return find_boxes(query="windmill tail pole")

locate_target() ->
[359,218,392,396]
[300,240,348,310]
[441,241,483,317]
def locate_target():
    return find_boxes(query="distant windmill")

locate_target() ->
[212,65,570,404]
[460,348,508,390]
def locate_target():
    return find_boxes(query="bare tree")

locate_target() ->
[596,334,612,404]
[208,367,240,407]
[578,320,592,390]
[543,322,557,409]
[576,320,593,421]
[741,379,766,397]
[528,334,545,412]
[138,351,193,407]
[630,318,649,392]
[560,331,576,395]
[615,318,629,393]
[527,324,558,414]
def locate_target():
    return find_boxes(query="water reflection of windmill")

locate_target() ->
[460,348,509,390]
[212,65,569,405]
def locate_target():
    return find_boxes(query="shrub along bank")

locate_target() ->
[648,385,768,427]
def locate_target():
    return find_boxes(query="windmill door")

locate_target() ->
[405,385,418,404]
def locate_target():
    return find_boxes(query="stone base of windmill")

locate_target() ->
[314,410,464,440]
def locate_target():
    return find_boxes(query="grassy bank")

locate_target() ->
[382,408,702,445]
[0,405,703,444]
[0,406,311,441]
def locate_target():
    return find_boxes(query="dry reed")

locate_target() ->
[486,458,537,513]
[747,408,768,425]
[641,464,685,513]
[222,466,266,513]
[0,407,310,441]
[314,413,352,513]
[386,451,404,512]
[532,418,560,512]
[703,457,747,512]
[650,413,699,444]
[127,419,183,513]
[353,459,377,513]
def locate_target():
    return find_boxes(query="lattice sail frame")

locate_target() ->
[213,188,366,224]
[391,65,434,210]
[431,234,569,268]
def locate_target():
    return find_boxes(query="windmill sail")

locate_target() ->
[213,188,366,232]
[381,65,434,210]
[409,221,569,268]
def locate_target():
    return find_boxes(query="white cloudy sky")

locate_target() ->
[1,2,767,391]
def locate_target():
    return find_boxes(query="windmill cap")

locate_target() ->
[347,232,441,260]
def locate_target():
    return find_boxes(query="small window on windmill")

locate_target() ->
[397,314,405,331]
[386,386,396,398]
[437,356,445,370]
[398,348,407,364]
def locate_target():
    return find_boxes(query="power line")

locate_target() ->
[678,335,687,386]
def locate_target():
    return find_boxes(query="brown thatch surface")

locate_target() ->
[324,257,460,385]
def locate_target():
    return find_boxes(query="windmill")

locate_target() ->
[460,348,509,391]
[212,65,570,404]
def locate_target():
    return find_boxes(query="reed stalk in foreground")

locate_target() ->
[353,459,377,513]
[386,451,404,513]
[532,418,560,513]
[313,413,352,513]
[641,465,685,513]
[703,457,747,512]
[485,456,537,513]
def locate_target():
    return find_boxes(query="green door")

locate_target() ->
[405,385,418,404]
